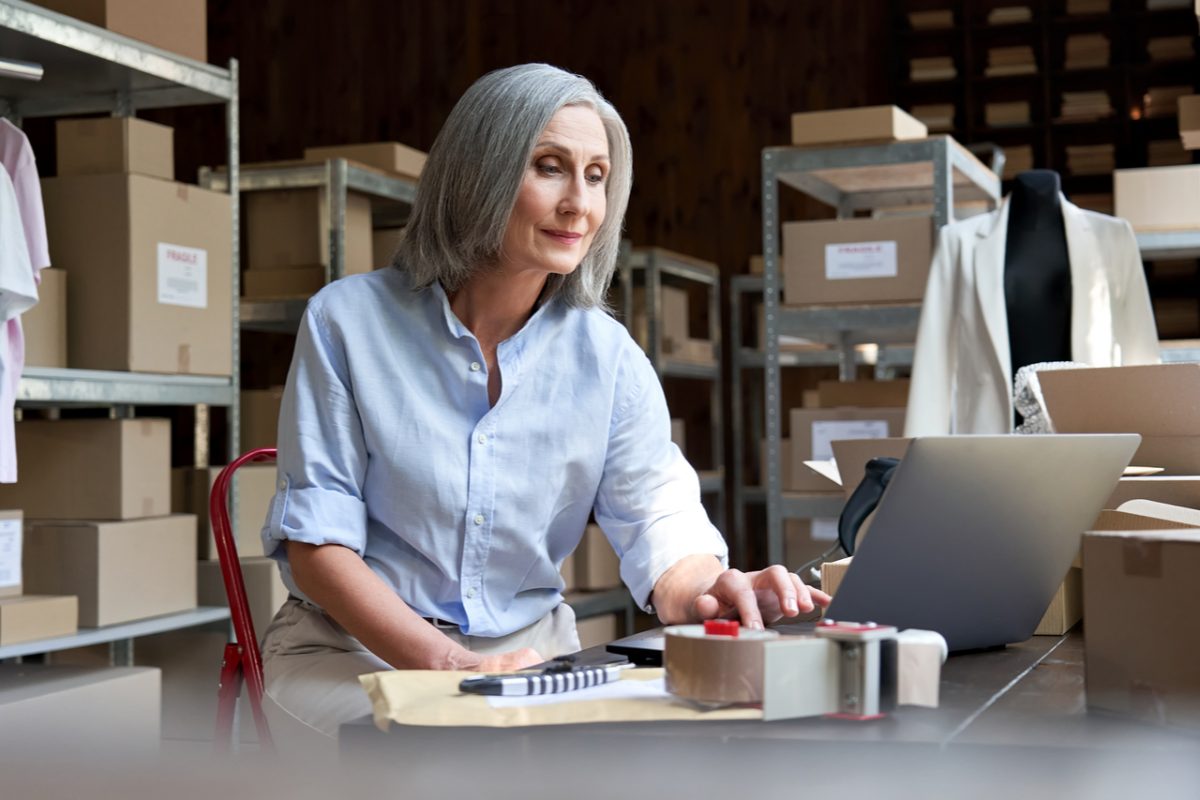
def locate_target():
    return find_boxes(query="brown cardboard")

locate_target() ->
[1032,567,1082,635]
[242,266,325,299]
[789,409,906,492]
[23,267,66,368]
[749,255,764,275]
[1041,364,1200,474]
[41,174,232,376]
[55,116,173,180]
[817,379,911,408]
[576,614,619,650]
[820,556,852,596]
[171,465,275,560]
[0,595,77,645]
[630,286,689,351]
[240,388,284,453]
[785,518,841,568]
[372,227,403,268]
[1108,476,1200,509]
[1114,165,1200,231]
[1181,95,1200,150]
[197,557,287,629]
[244,189,373,274]
[0,510,23,598]
[1083,527,1200,729]
[34,0,206,61]
[783,216,934,306]
[302,142,427,181]
[23,515,196,627]
[829,437,912,498]
[0,419,169,520]
[790,106,927,147]
[574,524,621,590]
[662,338,714,364]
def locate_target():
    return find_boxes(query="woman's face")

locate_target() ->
[500,105,609,278]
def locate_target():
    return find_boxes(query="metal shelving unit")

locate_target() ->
[760,136,1002,566]
[0,0,239,663]
[199,159,417,334]
[618,247,726,533]
[727,274,914,567]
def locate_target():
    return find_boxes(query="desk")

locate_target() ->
[339,630,1200,796]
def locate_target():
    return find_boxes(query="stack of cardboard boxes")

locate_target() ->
[559,523,623,649]
[0,420,197,632]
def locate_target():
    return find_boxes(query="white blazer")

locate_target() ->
[905,196,1160,435]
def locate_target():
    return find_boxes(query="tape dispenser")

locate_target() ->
[663,618,947,721]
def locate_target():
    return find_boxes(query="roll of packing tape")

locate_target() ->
[663,624,780,705]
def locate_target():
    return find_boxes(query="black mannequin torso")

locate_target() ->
[1004,170,1072,388]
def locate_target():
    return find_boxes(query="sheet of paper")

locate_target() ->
[486,676,669,708]
[811,420,889,461]
[825,240,897,280]
[803,458,842,486]
[811,518,839,542]
[0,517,19,591]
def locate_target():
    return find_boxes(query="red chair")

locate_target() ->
[209,447,278,754]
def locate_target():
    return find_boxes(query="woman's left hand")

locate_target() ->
[692,565,831,629]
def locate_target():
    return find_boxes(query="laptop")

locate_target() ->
[607,434,1139,662]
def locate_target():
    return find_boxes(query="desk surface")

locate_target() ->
[340,630,1200,795]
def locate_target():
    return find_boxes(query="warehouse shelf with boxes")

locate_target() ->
[0,0,240,662]
[759,108,1002,569]
[613,246,726,532]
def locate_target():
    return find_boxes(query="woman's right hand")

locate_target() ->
[472,647,545,673]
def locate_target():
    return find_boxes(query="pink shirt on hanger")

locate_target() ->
[0,166,38,482]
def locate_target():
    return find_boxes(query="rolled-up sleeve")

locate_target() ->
[261,301,369,559]
[593,347,728,611]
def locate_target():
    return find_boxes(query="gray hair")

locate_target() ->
[393,63,632,309]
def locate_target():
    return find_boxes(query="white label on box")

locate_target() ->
[811,518,840,542]
[157,243,208,309]
[0,518,21,590]
[811,420,889,461]
[825,240,898,280]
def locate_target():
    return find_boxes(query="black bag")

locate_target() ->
[837,457,901,556]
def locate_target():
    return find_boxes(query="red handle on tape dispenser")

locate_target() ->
[703,619,740,637]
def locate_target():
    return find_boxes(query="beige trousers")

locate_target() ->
[261,597,581,739]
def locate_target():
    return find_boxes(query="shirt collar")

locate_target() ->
[428,278,562,348]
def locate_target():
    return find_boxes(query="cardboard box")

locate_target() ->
[817,379,911,408]
[630,285,689,351]
[749,255,764,275]
[1181,95,1200,150]
[55,116,173,181]
[0,595,77,645]
[23,267,66,368]
[574,524,621,590]
[0,664,160,759]
[0,510,22,598]
[1108,476,1200,509]
[34,0,206,62]
[242,266,325,299]
[0,419,170,520]
[1041,364,1200,474]
[372,227,403,269]
[23,514,196,627]
[302,142,427,181]
[663,337,714,364]
[41,174,232,376]
[783,216,934,306]
[240,388,283,454]
[789,408,906,492]
[197,557,287,629]
[830,436,912,498]
[576,613,619,650]
[785,518,840,569]
[171,465,275,560]
[244,189,373,275]
[1083,527,1200,729]
[790,106,928,147]
[1032,567,1082,635]
[1114,165,1200,232]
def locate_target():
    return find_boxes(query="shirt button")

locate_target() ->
[278,480,286,491]
[469,361,481,372]
[474,514,485,526]
[466,588,476,599]
[477,433,487,445]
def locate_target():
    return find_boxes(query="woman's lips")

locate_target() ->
[542,229,582,245]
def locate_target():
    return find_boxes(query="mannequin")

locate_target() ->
[1004,170,1072,422]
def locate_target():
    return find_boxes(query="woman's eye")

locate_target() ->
[586,171,606,185]
[537,162,562,175]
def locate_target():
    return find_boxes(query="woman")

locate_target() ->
[260,63,829,738]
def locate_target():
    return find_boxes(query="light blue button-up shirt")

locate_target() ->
[261,267,727,637]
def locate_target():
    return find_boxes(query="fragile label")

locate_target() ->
[157,243,208,309]
[0,518,21,590]
[811,420,890,461]
[825,240,897,280]
[811,518,839,542]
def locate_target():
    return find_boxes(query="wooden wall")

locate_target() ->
[165,0,890,277]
